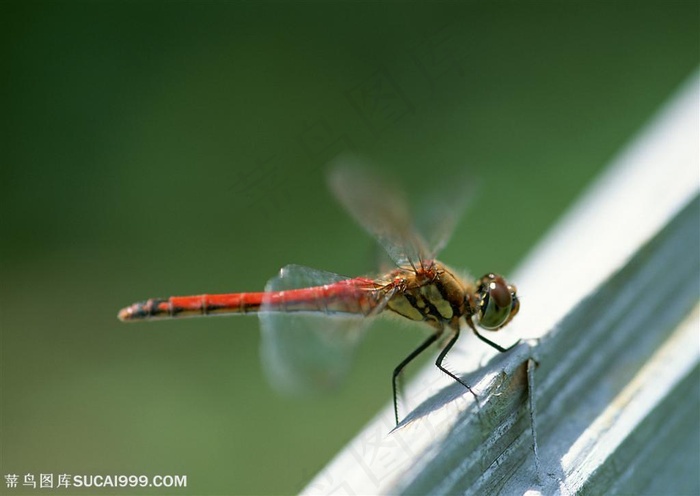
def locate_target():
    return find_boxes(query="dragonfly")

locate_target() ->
[118,163,520,426]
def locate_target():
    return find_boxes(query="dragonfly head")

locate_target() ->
[475,273,519,331]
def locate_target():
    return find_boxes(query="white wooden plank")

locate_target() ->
[302,71,699,496]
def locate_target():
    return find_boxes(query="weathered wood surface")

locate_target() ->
[302,72,699,496]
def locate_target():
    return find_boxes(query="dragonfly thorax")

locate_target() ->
[385,262,470,326]
[383,265,519,334]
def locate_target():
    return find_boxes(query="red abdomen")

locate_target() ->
[117,277,382,321]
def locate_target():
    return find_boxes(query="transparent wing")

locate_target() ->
[415,169,478,257]
[328,160,428,266]
[328,157,475,266]
[259,264,390,395]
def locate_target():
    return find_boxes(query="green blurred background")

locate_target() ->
[1,2,697,494]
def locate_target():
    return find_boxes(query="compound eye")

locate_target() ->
[478,274,514,330]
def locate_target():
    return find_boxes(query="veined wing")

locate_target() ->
[415,168,477,259]
[328,158,475,267]
[259,264,393,394]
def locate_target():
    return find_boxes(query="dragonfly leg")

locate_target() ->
[392,328,442,426]
[467,318,521,353]
[435,326,480,407]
